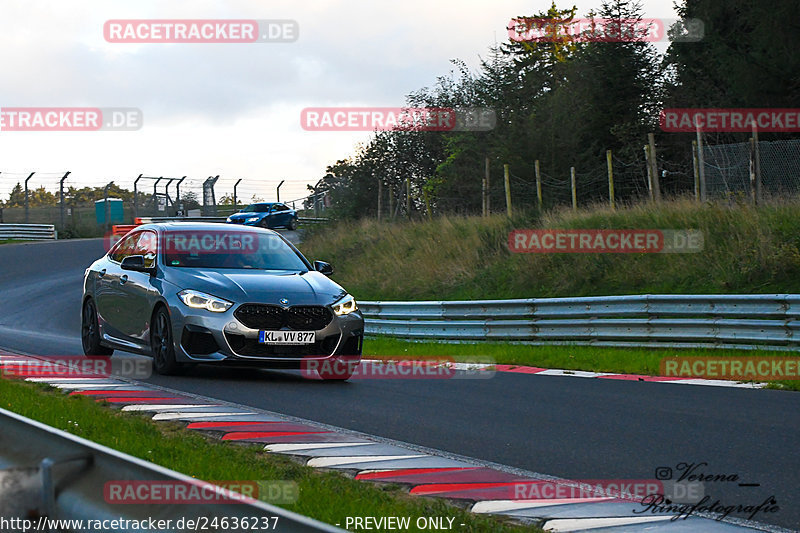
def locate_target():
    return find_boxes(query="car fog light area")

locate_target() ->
[178,289,233,313]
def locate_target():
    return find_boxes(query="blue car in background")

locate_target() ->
[227,202,299,230]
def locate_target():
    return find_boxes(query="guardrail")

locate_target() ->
[0,407,343,532]
[298,217,329,225]
[0,223,57,240]
[360,294,800,349]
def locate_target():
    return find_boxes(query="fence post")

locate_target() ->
[691,141,700,201]
[377,180,382,221]
[644,145,654,201]
[696,122,707,201]
[503,164,512,217]
[405,178,411,219]
[606,150,615,211]
[133,174,142,218]
[388,184,394,220]
[59,171,70,229]
[648,133,661,202]
[483,157,490,216]
[535,159,543,211]
[24,172,35,224]
[570,167,577,211]
[175,176,186,216]
[424,187,432,220]
[751,121,762,204]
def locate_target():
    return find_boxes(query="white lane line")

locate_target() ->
[535,370,615,378]
[25,377,109,382]
[53,384,150,390]
[307,455,427,468]
[663,379,766,388]
[472,498,612,514]
[266,442,374,452]
[152,412,256,421]
[122,404,219,412]
[543,515,673,531]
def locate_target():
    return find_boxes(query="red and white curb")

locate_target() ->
[363,359,768,389]
[0,354,776,533]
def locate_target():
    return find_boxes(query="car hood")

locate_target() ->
[228,212,263,219]
[163,268,347,306]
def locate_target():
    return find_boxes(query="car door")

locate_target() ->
[273,204,289,226]
[115,230,160,344]
[96,231,139,339]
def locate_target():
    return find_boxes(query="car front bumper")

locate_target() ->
[168,301,364,367]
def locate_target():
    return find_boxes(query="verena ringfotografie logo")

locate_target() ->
[508,229,703,254]
[508,17,704,43]
[0,107,142,131]
[661,357,800,381]
[660,108,800,132]
[300,107,496,132]
[1,356,152,379]
[104,20,298,43]
[104,480,298,504]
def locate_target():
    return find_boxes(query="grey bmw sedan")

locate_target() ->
[82,223,363,378]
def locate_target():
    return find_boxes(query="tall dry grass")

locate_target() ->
[299,197,800,300]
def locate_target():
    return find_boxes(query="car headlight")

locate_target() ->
[332,294,358,316]
[178,290,233,313]
[245,216,259,223]
[226,216,233,222]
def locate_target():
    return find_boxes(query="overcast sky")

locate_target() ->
[0,0,679,203]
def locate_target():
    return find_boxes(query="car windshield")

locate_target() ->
[242,204,272,213]
[163,231,308,270]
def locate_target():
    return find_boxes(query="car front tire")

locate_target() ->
[288,217,298,231]
[151,307,183,375]
[81,299,114,356]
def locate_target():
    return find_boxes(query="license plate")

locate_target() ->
[258,330,316,345]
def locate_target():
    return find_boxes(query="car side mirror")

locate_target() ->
[121,255,154,274]
[313,260,333,276]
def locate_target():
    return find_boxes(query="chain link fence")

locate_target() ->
[703,139,800,198]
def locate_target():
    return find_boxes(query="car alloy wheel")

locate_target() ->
[81,299,114,356]
[151,307,183,375]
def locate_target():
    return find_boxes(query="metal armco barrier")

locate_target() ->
[0,224,56,240]
[298,217,329,224]
[360,294,800,349]
[0,408,343,532]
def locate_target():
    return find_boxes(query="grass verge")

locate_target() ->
[363,337,800,392]
[0,377,543,533]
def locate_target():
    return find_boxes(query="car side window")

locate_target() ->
[274,204,288,212]
[109,232,141,263]
[133,231,158,268]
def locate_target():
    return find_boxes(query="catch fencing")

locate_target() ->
[360,294,800,350]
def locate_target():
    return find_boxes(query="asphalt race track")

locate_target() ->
[0,239,798,531]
